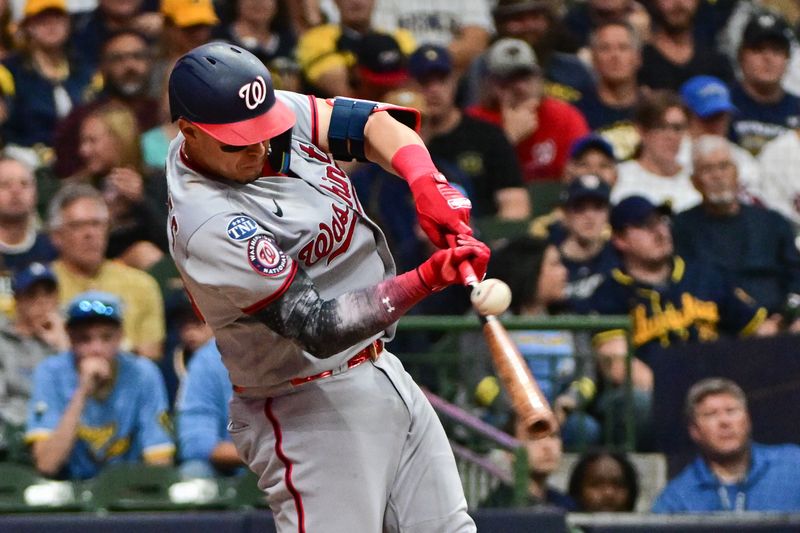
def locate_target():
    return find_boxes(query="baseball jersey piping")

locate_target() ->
[307,94,318,147]
[240,261,299,314]
[265,398,306,533]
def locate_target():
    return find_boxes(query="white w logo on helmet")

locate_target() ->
[238,76,267,110]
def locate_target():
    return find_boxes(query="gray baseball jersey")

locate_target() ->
[167,91,475,532]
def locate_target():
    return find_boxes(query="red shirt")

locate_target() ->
[467,97,589,182]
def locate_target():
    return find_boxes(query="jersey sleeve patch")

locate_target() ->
[226,215,259,241]
[248,235,291,276]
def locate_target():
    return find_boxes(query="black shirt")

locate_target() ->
[427,114,525,217]
[638,43,734,91]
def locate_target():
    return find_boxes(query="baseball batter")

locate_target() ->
[166,43,488,532]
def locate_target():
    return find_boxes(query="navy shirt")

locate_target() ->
[562,241,621,308]
[673,204,800,313]
[580,256,765,363]
[574,89,639,159]
[729,82,800,155]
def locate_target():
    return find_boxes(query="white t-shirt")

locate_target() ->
[758,129,800,233]
[371,0,494,47]
[612,159,701,212]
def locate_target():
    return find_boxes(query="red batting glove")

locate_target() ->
[392,145,472,248]
[416,234,490,292]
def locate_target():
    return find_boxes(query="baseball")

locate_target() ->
[470,278,512,316]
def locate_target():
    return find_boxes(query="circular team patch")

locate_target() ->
[248,235,289,276]
[227,215,259,241]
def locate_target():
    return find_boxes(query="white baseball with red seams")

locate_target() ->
[470,278,512,316]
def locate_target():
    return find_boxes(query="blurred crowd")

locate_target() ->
[0,0,799,515]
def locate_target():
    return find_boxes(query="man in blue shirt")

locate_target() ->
[176,339,242,478]
[25,291,174,480]
[652,377,800,512]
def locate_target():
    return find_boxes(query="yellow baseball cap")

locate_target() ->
[161,0,219,28]
[23,0,67,19]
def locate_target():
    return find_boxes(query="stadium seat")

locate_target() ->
[231,470,268,509]
[0,463,81,512]
[88,464,233,511]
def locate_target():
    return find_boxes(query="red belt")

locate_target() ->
[232,340,383,393]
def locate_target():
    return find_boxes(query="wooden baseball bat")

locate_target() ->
[456,258,558,439]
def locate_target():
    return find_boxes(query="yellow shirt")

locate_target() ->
[296,24,416,84]
[53,260,165,352]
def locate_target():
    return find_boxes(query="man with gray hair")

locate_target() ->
[672,135,800,330]
[652,377,800,512]
[48,184,165,360]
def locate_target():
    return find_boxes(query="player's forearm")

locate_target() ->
[255,269,430,358]
[32,389,88,477]
[363,110,426,175]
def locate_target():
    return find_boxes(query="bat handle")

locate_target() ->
[446,234,479,287]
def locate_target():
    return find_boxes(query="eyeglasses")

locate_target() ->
[695,160,735,174]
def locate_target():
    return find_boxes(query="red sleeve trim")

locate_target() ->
[307,94,319,148]
[241,261,298,315]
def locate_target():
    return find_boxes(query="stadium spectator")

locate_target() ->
[558,175,619,308]
[584,195,777,366]
[652,377,800,512]
[577,21,643,161]
[467,38,589,182]
[529,134,617,244]
[757,127,800,233]
[0,0,94,169]
[211,0,296,69]
[612,90,701,212]
[464,0,595,106]
[410,44,529,219]
[48,183,165,360]
[483,427,574,509]
[176,339,242,479]
[371,0,492,72]
[72,103,168,268]
[25,291,174,479]
[568,450,639,512]
[563,0,650,50]
[673,135,800,323]
[53,29,160,179]
[295,0,415,98]
[0,157,57,316]
[352,32,411,102]
[150,0,219,99]
[0,262,66,427]
[637,0,734,91]
[678,75,762,203]
[70,0,162,69]
[730,12,800,156]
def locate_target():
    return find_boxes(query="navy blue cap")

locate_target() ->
[561,174,611,205]
[569,134,616,161]
[12,262,56,295]
[610,196,671,232]
[66,291,123,327]
[742,12,793,50]
[409,44,453,80]
[680,76,736,118]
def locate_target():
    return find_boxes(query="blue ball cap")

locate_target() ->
[569,134,616,161]
[66,291,123,327]
[680,75,736,118]
[409,44,453,80]
[12,262,57,295]
[561,174,611,205]
[610,196,671,233]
